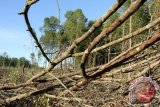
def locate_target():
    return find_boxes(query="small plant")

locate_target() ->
[5,68,22,83]
[33,95,51,107]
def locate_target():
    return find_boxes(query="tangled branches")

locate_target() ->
[0,0,160,106]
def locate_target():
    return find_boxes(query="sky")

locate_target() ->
[0,0,116,61]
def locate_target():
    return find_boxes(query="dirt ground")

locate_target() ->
[0,68,159,107]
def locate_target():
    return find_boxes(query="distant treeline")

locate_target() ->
[0,54,30,68]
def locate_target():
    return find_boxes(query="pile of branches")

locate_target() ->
[0,0,160,106]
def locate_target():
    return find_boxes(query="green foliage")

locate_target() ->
[18,57,30,67]
[3,67,42,84]
[40,16,68,60]
[32,95,50,107]
[0,52,30,67]
[40,16,58,50]
[103,12,122,40]
[38,1,158,68]
[30,52,38,67]
[6,68,23,82]
[150,0,160,19]
[39,9,88,68]
[119,0,150,45]
[63,9,87,45]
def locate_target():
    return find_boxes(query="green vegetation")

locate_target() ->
[0,52,30,68]
[39,0,158,69]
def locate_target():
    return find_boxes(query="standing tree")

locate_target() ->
[63,9,87,69]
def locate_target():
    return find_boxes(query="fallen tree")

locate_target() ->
[0,0,159,106]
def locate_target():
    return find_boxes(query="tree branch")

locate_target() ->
[18,0,51,63]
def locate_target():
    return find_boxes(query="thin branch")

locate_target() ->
[44,93,84,102]
[18,0,51,63]
[48,73,81,103]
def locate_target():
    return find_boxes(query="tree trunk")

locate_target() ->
[108,35,111,62]
[128,0,133,80]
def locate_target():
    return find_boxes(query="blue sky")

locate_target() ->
[0,0,116,61]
